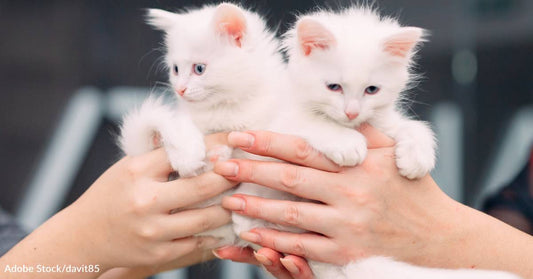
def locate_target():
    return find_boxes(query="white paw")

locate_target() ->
[205,145,233,171]
[395,139,435,179]
[311,130,367,167]
[166,142,206,178]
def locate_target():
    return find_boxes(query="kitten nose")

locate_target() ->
[345,112,359,120]
[177,87,187,96]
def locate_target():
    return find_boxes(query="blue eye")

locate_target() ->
[327,83,343,92]
[193,63,206,75]
[173,65,178,75]
[365,86,380,94]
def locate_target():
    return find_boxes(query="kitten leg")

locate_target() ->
[288,119,367,167]
[393,119,436,179]
[160,110,207,178]
[119,96,174,155]
[370,110,436,179]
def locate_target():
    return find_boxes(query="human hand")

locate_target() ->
[213,125,462,271]
[0,134,238,279]
[73,133,238,270]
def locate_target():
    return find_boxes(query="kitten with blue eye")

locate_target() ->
[120,2,285,243]
[235,6,521,279]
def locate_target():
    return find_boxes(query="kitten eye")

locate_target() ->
[365,86,380,94]
[327,83,343,92]
[173,65,179,75]
[193,63,206,75]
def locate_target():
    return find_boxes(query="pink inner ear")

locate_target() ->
[297,18,336,56]
[213,3,246,48]
[383,27,423,58]
[384,40,416,57]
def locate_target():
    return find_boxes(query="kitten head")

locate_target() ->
[283,7,426,127]
[147,3,280,107]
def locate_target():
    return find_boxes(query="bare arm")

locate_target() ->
[0,134,237,279]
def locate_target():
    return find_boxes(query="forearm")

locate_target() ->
[0,206,107,279]
[413,179,533,277]
[445,200,533,277]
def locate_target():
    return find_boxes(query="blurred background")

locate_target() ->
[0,0,532,278]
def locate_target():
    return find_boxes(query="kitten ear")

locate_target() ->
[212,3,247,48]
[383,27,426,58]
[296,17,336,56]
[146,9,178,31]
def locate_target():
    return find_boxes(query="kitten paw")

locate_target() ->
[205,145,233,171]
[166,143,207,178]
[313,130,367,167]
[394,123,436,179]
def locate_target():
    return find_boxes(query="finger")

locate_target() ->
[357,124,395,149]
[280,255,314,279]
[161,206,231,240]
[255,248,293,279]
[158,171,238,210]
[128,148,173,180]
[228,131,341,172]
[222,195,340,235]
[214,160,338,203]
[239,228,339,264]
[165,236,220,261]
[213,246,259,265]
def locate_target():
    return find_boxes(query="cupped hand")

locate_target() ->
[0,133,239,279]
[74,133,239,271]
[213,125,459,271]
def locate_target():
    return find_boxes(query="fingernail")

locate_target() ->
[240,231,261,243]
[253,251,272,266]
[280,258,300,274]
[212,249,225,260]
[222,196,245,211]
[228,132,255,148]
[216,161,239,176]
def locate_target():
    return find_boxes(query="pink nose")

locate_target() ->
[345,112,359,120]
[177,87,187,96]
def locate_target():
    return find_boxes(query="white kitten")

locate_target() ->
[275,6,520,279]
[234,6,519,279]
[119,2,285,244]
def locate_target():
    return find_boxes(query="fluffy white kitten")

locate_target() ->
[274,6,520,279]
[120,2,284,244]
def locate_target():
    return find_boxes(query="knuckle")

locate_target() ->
[256,132,273,154]
[124,157,145,179]
[130,194,154,215]
[345,216,368,236]
[280,166,302,188]
[138,225,159,240]
[283,204,301,225]
[294,138,313,161]
[195,180,214,200]
[345,187,371,206]
[291,239,308,257]
[196,216,213,231]
[244,162,257,183]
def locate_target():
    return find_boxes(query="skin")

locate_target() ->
[0,134,237,279]
[213,126,533,279]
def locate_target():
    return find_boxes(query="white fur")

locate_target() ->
[281,6,435,178]
[310,257,521,279]
[119,3,285,245]
[260,6,514,279]
[120,4,520,278]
